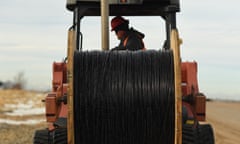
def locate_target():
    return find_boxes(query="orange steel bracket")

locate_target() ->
[181,62,206,121]
[45,62,67,123]
[181,62,199,96]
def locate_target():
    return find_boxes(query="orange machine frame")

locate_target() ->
[45,62,68,130]
[44,61,206,130]
[181,62,206,121]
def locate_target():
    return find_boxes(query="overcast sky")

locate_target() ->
[0,0,240,100]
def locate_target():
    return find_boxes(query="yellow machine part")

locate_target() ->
[171,29,183,144]
[67,29,76,144]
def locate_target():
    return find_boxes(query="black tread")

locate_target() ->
[33,129,50,144]
[52,128,67,144]
[53,117,67,128]
[197,124,215,144]
[182,124,198,144]
[34,128,67,144]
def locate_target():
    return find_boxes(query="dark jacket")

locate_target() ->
[112,28,145,51]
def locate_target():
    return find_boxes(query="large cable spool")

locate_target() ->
[73,50,175,144]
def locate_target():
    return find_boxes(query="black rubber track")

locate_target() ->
[33,129,50,144]
[52,128,67,144]
[74,50,175,144]
[182,124,198,144]
[197,124,215,144]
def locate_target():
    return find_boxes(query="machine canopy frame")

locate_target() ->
[66,0,180,16]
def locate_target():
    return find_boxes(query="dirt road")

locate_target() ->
[206,101,240,144]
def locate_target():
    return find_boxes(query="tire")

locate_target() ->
[33,129,51,144]
[182,124,198,144]
[197,124,215,144]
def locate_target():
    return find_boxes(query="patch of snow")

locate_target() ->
[0,118,45,125]
[4,101,45,116]
[5,103,33,109]
[5,107,45,116]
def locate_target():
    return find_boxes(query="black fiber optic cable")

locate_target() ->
[74,50,175,144]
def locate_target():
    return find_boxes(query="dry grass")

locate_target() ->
[0,89,47,144]
[0,89,45,106]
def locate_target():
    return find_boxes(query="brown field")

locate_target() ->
[0,90,47,144]
[206,101,240,144]
[0,89,239,144]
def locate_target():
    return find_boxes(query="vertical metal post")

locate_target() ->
[165,18,170,49]
[74,7,81,51]
[170,13,177,29]
[165,5,178,50]
[101,0,109,50]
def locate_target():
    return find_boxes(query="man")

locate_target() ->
[111,16,146,51]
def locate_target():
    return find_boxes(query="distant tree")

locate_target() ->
[0,81,3,89]
[13,71,26,89]
[3,81,14,89]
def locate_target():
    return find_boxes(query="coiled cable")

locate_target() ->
[74,50,175,144]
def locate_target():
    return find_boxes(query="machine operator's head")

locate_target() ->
[111,16,129,40]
